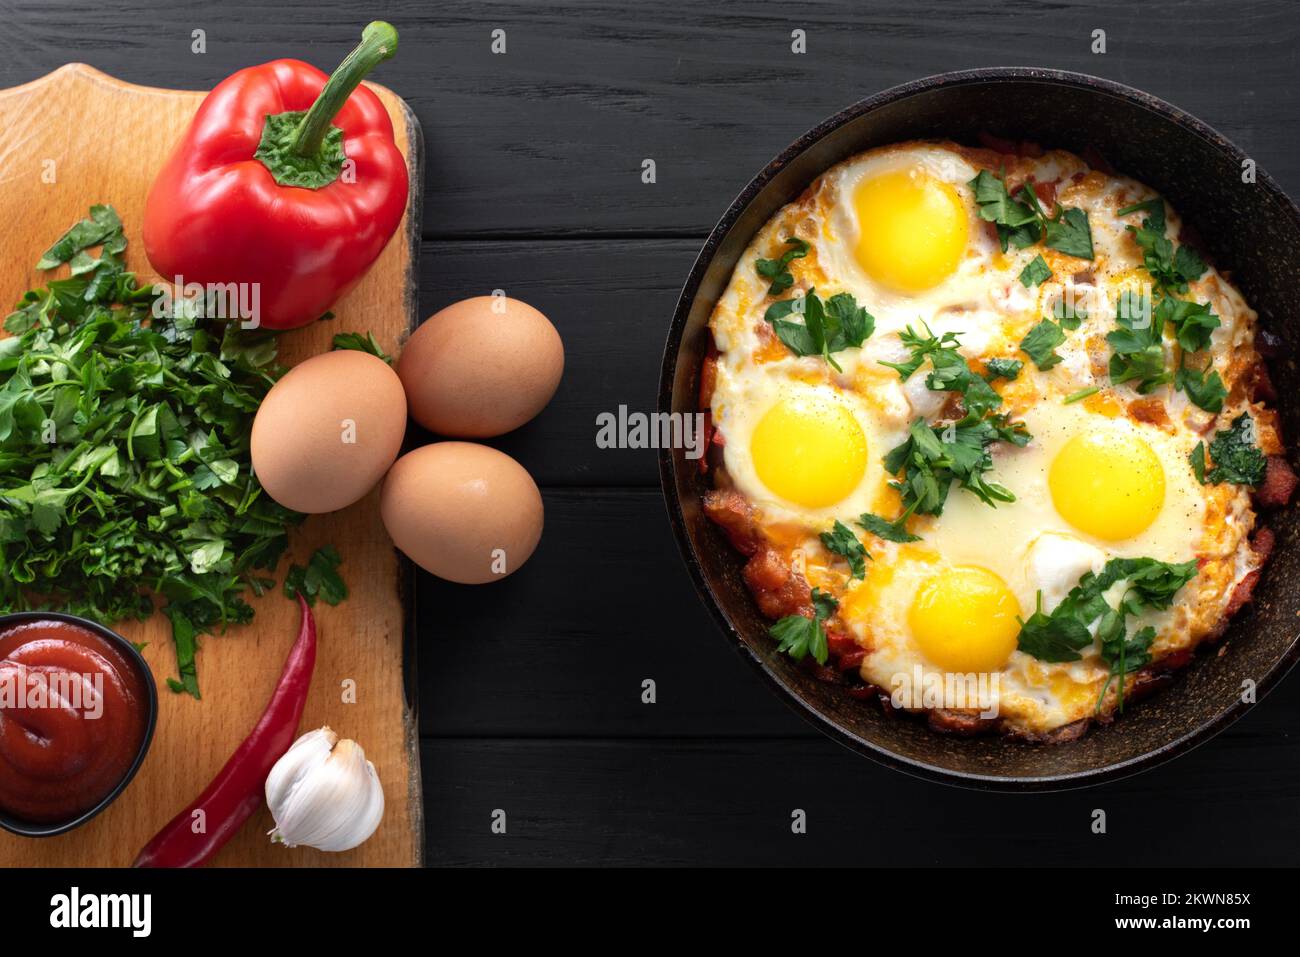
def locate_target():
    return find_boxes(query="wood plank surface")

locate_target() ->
[422,714,1300,867]
[2,0,1298,869]
[0,65,421,866]
[0,1,1295,237]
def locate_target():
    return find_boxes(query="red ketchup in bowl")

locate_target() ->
[0,619,149,824]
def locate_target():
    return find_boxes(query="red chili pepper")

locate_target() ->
[143,22,409,330]
[133,596,317,868]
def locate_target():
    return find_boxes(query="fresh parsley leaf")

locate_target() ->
[36,205,124,270]
[879,323,961,380]
[1020,319,1067,370]
[164,607,202,699]
[283,545,349,607]
[1019,254,1052,288]
[1202,414,1266,486]
[1123,558,1200,609]
[857,510,921,543]
[332,331,392,363]
[1107,289,1171,393]
[820,520,868,580]
[1117,198,1166,233]
[1109,346,1170,393]
[1107,284,1219,406]
[984,357,1023,381]
[1098,624,1156,714]
[1174,359,1227,413]
[1123,199,1206,294]
[1063,386,1100,405]
[968,169,1040,251]
[1016,592,1093,662]
[1191,441,1207,484]
[1157,296,1220,353]
[970,171,1095,259]
[764,289,875,370]
[1043,207,1094,259]
[754,236,810,295]
[768,587,837,665]
[878,325,1004,417]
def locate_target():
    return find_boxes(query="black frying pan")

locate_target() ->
[658,67,1300,790]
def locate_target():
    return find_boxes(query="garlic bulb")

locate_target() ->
[266,726,385,852]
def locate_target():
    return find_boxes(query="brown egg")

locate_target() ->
[397,296,564,437]
[252,350,407,514]
[380,442,543,584]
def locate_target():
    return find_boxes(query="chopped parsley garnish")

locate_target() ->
[1019,254,1052,288]
[1063,386,1100,404]
[1157,296,1220,353]
[1042,207,1095,260]
[879,323,961,380]
[1107,290,1172,394]
[1019,318,1067,371]
[879,324,1001,417]
[1174,359,1227,414]
[969,169,1094,259]
[764,288,874,371]
[1106,292,1222,410]
[884,413,1029,516]
[858,509,921,543]
[283,545,349,607]
[1105,197,1220,409]
[754,236,810,295]
[968,169,1040,252]
[1016,557,1198,711]
[1118,198,1206,294]
[1015,593,1093,663]
[878,326,1030,517]
[768,588,838,665]
[983,357,1023,381]
[332,331,392,363]
[1192,413,1266,486]
[820,520,868,580]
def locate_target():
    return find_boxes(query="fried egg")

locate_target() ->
[705,140,1277,739]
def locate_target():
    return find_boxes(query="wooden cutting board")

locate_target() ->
[0,64,423,866]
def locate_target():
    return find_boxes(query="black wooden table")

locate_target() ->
[3,0,1298,867]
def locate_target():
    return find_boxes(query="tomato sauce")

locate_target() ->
[0,619,149,823]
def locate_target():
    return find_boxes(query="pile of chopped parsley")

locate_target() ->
[0,206,310,698]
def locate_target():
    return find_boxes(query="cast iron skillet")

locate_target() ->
[658,67,1300,790]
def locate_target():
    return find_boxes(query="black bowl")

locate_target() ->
[658,67,1300,790]
[0,611,158,836]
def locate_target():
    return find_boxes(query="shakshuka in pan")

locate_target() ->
[698,138,1296,742]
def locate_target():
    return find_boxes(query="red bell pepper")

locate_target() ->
[143,21,409,330]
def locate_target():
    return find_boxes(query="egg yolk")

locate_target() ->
[1049,429,1166,540]
[751,394,867,508]
[853,169,968,292]
[909,566,1021,673]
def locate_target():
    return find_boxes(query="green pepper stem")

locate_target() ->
[291,21,399,157]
